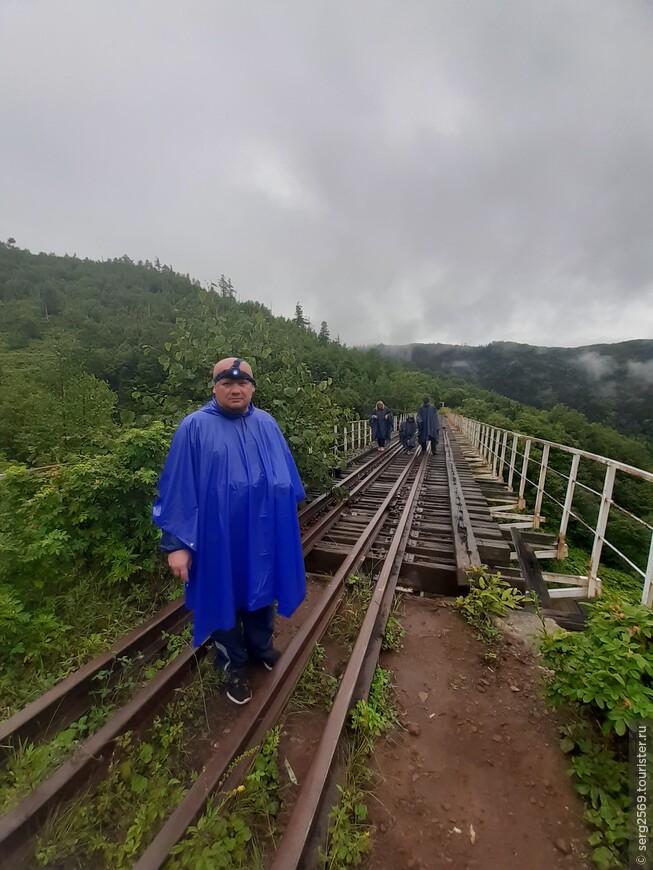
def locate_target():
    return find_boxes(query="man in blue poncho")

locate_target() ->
[416,396,440,455]
[153,356,306,705]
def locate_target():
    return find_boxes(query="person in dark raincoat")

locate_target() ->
[370,401,394,451]
[399,414,417,453]
[153,356,306,705]
[416,396,440,454]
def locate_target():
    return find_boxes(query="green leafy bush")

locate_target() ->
[0,424,170,596]
[541,597,653,868]
[542,598,653,737]
[0,424,173,714]
[558,720,628,869]
[454,566,527,642]
[137,306,345,488]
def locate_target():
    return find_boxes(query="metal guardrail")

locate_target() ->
[1,418,404,475]
[333,415,406,456]
[449,413,653,607]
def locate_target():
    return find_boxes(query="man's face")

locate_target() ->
[212,377,255,413]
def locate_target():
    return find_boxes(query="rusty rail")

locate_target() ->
[301,442,403,556]
[0,445,398,762]
[134,452,418,869]
[0,444,410,865]
[0,646,204,861]
[444,425,480,584]
[0,598,190,762]
[270,452,429,868]
[297,441,395,525]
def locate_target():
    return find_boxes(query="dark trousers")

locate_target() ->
[211,605,275,673]
[377,437,386,447]
[420,436,438,454]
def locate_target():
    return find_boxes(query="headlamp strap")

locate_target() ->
[213,357,256,386]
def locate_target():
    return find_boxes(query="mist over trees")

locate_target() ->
[378,341,653,442]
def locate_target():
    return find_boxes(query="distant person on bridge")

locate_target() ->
[399,414,417,453]
[417,396,440,454]
[153,356,306,706]
[370,401,394,451]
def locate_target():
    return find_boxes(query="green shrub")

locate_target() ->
[542,598,653,737]
[541,597,653,867]
[454,566,527,642]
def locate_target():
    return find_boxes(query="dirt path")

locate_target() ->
[367,597,592,869]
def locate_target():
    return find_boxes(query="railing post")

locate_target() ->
[498,430,508,482]
[642,531,653,608]
[587,463,617,597]
[557,452,580,559]
[482,425,490,463]
[507,434,518,491]
[518,439,531,509]
[344,426,348,453]
[533,444,550,529]
[491,429,500,478]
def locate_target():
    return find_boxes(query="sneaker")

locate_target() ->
[258,648,281,671]
[224,671,252,705]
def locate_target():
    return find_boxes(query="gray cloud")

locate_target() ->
[627,359,653,383]
[575,351,616,380]
[1,0,652,348]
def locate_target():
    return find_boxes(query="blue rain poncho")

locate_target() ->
[369,408,394,441]
[153,400,306,646]
[400,417,417,449]
[416,403,440,441]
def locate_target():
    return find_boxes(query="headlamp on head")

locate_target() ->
[213,358,256,386]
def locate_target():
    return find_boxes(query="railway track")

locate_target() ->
[0,424,507,868]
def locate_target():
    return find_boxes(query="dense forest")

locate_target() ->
[378,339,653,441]
[1,242,652,475]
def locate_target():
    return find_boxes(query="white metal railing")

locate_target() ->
[333,415,404,457]
[2,416,406,479]
[449,413,653,606]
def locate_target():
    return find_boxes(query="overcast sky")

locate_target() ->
[1,1,652,348]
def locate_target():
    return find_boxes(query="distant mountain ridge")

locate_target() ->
[377,340,653,441]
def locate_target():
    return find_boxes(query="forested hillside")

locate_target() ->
[378,340,653,441]
[1,241,652,479]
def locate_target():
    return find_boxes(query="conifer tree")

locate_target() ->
[218,274,236,299]
[294,302,308,330]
